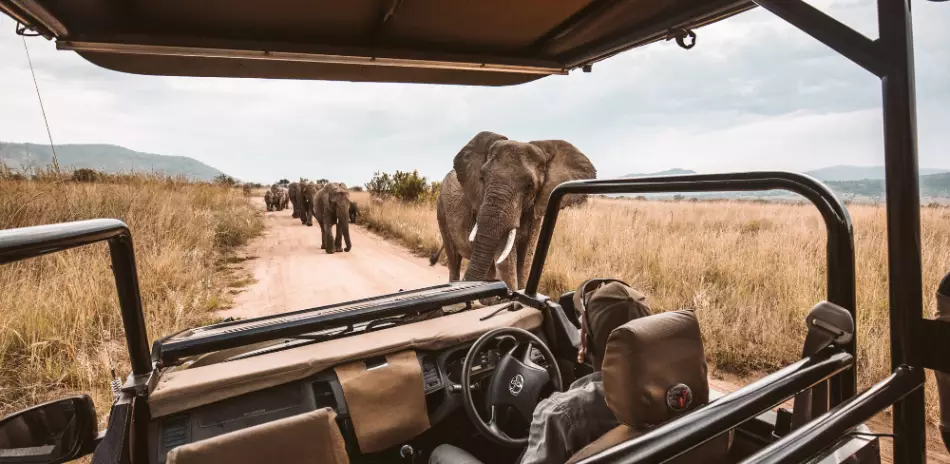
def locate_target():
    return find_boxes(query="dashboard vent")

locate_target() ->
[162,415,190,455]
[313,381,337,410]
[422,357,441,393]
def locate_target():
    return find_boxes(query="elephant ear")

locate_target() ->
[453,131,508,212]
[529,140,597,219]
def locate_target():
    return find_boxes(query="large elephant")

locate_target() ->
[315,182,353,253]
[288,182,301,218]
[298,181,317,226]
[434,131,596,290]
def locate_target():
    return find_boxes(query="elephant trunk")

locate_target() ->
[463,187,518,285]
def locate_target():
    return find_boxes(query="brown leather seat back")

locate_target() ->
[166,408,349,464]
[567,310,731,464]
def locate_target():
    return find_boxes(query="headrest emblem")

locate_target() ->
[666,383,693,412]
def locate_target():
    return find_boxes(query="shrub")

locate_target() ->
[391,170,428,202]
[349,185,364,192]
[365,171,393,197]
[71,168,102,183]
[213,174,238,186]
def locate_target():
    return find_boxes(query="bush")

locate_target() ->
[71,168,102,183]
[349,185,364,192]
[391,170,428,202]
[365,171,393,197]
[365,170,440,203]
[213,174,238,186]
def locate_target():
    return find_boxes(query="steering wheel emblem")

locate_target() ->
[509,374,525,396]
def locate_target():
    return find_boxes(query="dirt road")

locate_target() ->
[219,208,446,320]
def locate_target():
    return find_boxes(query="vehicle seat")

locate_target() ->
[566,310,731,463]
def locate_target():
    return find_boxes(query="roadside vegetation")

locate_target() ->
[360,192,950,424]
[0,167,263,422]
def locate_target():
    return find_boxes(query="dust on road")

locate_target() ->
[219,208,447,320]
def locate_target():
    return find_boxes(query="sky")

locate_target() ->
[1,0,948,186]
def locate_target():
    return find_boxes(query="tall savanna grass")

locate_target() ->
[0,173,263,421]
[360,194,950,424]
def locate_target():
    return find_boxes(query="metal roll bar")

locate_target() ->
[0,219,152,375]
[525,171,857,400]
[741,365,922,463]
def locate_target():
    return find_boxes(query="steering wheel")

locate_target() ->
[461,327,564,447]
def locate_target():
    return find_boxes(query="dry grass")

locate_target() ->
[0,176,263,422]
[360,194,950,424]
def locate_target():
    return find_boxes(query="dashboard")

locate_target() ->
[149,332,549,463]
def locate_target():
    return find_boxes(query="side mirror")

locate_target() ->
[0,395,98,463]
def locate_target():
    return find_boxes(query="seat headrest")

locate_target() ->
[602,310,709,427]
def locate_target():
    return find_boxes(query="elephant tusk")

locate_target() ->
[496,229,517,265]
[469,223,478,243]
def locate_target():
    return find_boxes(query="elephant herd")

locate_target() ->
[432,131,597,291]
[265,181,358,254]
[261,130,597,287]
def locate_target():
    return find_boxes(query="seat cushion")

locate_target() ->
[428,444,484,464]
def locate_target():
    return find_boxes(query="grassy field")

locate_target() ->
[355,192,950,424]
[0,175,263,422]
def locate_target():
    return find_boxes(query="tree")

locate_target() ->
[213,174,237,186]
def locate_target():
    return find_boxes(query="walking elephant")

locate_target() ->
[433,131,596,290]
[298,181,317,226]
[267,184,285,211]
[348,201,359,224]
[279,187,290,210]
[315,182,353,253]
[288,182,300,218]
[264,190,275,211]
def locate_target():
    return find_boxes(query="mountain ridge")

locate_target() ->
[0,141,225,180]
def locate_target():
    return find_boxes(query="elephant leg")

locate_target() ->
[334,225,344,252]
[445,241,461,282]
[318,220,327,249]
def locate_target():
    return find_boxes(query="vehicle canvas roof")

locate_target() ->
[1,0,752,85]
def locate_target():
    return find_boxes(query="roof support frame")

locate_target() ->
[753,0,884,76]
[759,0,928,461]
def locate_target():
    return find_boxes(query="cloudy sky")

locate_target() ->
[1,0,948,186]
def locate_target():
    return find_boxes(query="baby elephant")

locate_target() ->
[264,190,275,211]
[315,182,353,253]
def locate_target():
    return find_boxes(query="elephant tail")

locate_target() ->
[429,245,444,266]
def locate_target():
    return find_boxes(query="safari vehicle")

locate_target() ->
[1,0,948,463]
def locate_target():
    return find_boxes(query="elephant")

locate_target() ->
[433,131,596,290]
[315,182,353,253]
[279,187,290,210]
[288,182,301,218]
[264,190,275,211]
[267,184,285,211]
[348,201,359,224]
[298,181,317,226]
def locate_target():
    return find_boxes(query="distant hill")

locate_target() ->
[623,168,697,178]
[610,166,950,201]
[806,165,949,182]
[0,142,225,180]
[827,172,950,200]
